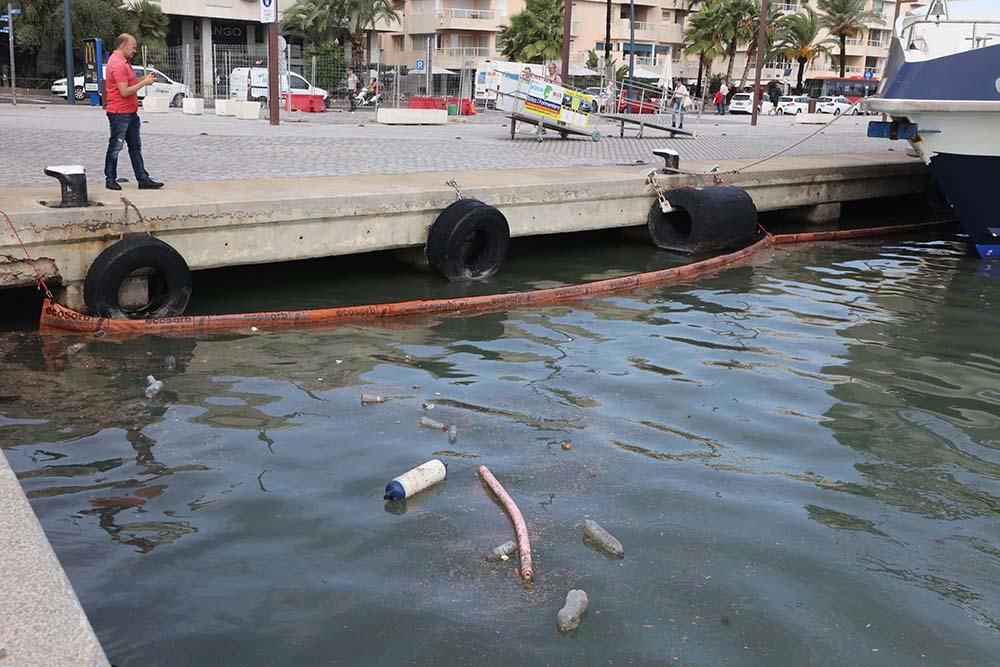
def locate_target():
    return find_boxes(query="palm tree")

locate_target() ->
[281,0,399,71]
[773,6,835,94]
[818,0,883,78]
[342,0,400,72]
[738,2,783,87]
[719,0,757,85]
[127,1,169,48]
[684,0,726,98]
[498,0,563,63]
[281,0,342,48]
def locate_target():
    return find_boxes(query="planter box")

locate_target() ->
[795,113,831,125]
[215,99,236,116]
[377,108,448,125]
[234,101,261,120]
[141,95,170,113]
[182,98,204,115]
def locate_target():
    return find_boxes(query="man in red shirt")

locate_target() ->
[104,34,163,190]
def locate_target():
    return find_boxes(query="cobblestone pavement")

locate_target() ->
[0,104,898,187]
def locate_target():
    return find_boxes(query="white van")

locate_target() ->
[228,67,328,103]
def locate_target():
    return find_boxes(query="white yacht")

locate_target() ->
[866,0,1000,258]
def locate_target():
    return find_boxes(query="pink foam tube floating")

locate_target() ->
[384,459,447,501]
[477,465,533,583]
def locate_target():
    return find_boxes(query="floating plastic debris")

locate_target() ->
[557,590,589,633]
[384,459,447,500]
[583,519,624,558]
[486,540,517,562]
[145,375,163,399]
[448,424,458,444]
[422,402,435,410]
[164,355,176,371]
[420,416,447,431]
[477,465,533,583]
[66,342,86,355]
[361,393,385,405]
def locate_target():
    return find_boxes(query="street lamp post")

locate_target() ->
[628,0,635,82]
[64,0,74,105]
[750,0,767,126]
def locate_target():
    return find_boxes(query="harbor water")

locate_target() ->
[0,230,998,665]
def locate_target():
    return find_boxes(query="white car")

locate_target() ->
[727,92,760,115]
[584,86,610,113]
[51,66,191,106]
[778,95,810,115]
[817,95,857,115]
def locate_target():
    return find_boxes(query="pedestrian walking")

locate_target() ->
[103,34,162,191]
[346,68,358,111]
[714,89,724,115]
[719,81,729,114]
[669,79,688,129]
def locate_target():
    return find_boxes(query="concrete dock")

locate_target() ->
[0,152,928,310]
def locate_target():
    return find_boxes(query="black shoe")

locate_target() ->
[105,180,122,191]
[138,179,164,190]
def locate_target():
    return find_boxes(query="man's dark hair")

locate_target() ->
[114,34,132,50]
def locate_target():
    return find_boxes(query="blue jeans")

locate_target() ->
[671,99,685,127]
[104,112,150,183]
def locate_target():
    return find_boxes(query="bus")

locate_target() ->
[802,76,879,102]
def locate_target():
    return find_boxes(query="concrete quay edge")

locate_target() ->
[0,153,928,294]
[0,450,111,667]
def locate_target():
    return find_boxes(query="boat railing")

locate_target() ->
[901,17,1000,52]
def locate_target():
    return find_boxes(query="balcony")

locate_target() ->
[405,7,501,34]
[434,46,493,68]
[611,18,658,41]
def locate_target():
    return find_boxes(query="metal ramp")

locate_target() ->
[597,112,697,139]
[506,112,601,142]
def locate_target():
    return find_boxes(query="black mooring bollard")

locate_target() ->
[43,165,89,207]
[652,148,680,173]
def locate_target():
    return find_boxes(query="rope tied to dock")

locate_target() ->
[1,209,54,299]
[477,465,533,584]
[119,197,149,238]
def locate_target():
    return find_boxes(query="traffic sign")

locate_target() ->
[415,59,425,73]
[864,69,874,80]
[260,0,276,23]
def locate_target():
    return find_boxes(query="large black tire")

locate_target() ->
[426,199,510,281]
[83,235,192,319]
[648,186,759,254]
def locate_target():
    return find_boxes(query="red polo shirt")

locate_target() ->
[105,51,138,114]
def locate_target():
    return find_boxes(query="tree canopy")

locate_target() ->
[498,0,563,64]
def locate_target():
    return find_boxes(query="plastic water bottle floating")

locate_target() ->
[384,459,447,500]
[145,375,163,399]
[420,416,447,430]
[361,393,385,405]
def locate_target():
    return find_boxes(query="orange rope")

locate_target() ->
[37,220,952,336]
[1,210,54,299]
[477,465,533,583]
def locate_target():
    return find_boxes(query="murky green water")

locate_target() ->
[1,233,998,666]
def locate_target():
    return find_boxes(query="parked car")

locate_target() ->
[51,66,191,106]
[817,95,857,115]
[778,95,810,115]
[728,92,760,115]
[584,86,610,113]
[616,88,663,114]
[229,67,328,104]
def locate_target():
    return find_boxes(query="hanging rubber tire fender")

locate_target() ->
[648,185,759,254]
[426,199,510,281]
[83,234,192,319]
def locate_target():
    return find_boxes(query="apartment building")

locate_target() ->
[376,0,900,88]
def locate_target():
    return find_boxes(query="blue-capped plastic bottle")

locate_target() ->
[384,459,447,500]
